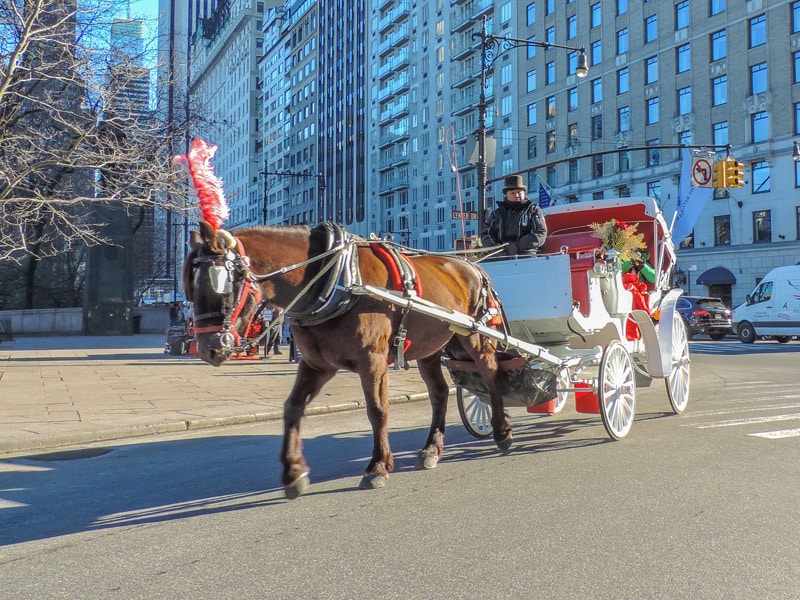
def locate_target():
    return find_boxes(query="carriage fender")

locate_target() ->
[631,289,683,379]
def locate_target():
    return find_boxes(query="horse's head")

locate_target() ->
[184,221,262,367]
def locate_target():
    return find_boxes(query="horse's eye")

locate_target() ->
[208,265,233,295]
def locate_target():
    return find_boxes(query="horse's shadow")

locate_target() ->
[0,414,611,546]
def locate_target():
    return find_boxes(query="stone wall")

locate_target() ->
[0,306,171,337]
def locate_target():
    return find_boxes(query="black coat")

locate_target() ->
[481,199,548,256]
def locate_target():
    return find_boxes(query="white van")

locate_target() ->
[732,265,800,343]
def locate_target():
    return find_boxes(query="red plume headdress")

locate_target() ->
[174,138,229,231]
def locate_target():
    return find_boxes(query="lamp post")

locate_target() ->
[260,169,326,225]
[472,16,588,235]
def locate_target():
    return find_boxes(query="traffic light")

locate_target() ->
[725,159,745,188]
[712,159,727,188]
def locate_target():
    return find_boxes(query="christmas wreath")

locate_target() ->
[589,219,646,262]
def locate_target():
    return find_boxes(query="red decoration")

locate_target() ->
[174,138,229,231]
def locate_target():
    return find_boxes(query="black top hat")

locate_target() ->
[502,174,527,194]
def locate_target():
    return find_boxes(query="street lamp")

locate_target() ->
[472,16,588,235]
[793,141,800,162]
[260,169,326,225]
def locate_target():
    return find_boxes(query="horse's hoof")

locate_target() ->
[359,474,387,490]
[415,454,439,470]
[496,435,513,453]
[284,472,310,500]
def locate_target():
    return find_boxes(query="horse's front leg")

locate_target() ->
[415,353,450,470]
[356,356,394,490]
[281,361,336,499]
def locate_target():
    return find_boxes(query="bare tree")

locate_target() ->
[0,0,194,310]
[0,0,188,265]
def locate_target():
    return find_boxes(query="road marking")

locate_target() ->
[748,428,800,439]
[693,413,800,429]
[686,402,800,418]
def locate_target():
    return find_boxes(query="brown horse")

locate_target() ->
[184,220,511,498]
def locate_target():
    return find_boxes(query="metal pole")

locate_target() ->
[262,169,268,225]
[476,16,489,237]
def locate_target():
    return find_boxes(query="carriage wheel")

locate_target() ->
[665,311,691,414]
[551,367,570,414]
[456,387,493,439]
[598,341,636,440]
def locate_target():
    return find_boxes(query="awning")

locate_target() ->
[696,266,736,285]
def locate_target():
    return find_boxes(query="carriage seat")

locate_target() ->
[540,230,601,318]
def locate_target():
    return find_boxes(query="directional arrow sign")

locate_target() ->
[691,157,713,188]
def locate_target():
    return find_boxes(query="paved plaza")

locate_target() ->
[0,334,432,454]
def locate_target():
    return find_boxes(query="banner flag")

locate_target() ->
[538,183,553,208]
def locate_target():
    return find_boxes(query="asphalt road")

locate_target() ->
[1,339,799,599]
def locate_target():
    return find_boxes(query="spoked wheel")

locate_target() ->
[551,367,570,414]
[665,311,691,414]
[456,387,493,439]
[598,341,636,440]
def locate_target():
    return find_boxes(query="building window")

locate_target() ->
[647,139,660,166]
[713,121,728,146]
[794,1,800,34]
[527,102,537,125]
[617,0,627,16]
[591,3,602,28]
[647,97,659,125]
[527,135,537,160]
[750,62,767,95]
[675,1,690,29]
[711,30,726,61]
[546,130,556,154]
[568,14,577,39]
[546,61,555,85]
[591,78,602,104]
[618,106,630,132]
[527,69,537,92]
[500,2,512,22]
[569,160,579,183]
[749,14,766,48]
[592,115,603,139]
[526,2,536,26]
[591,40,602,66]
[753,210,771,243]
[645,15,658,43]
[796,161,800,188]
[714,215,731,246]
[712,76,727,106]
[527,36,537,59]
[646,180,661,202]
[501,64,512,85]
[593,191,605,201]
[752,160,770,193]
[546,26,555,45]
[593,155,604,178]
[619,150,630,172]
[617,28,629,54]
[546,0,554,15]
[678,86,692,115]
[796,206,800,240]
[617,67,629,94]
[795,51,800,84]
[568,51,580,76]
[710,0,726,16]
[547,166,557,187]
[751,111,769,143]
[546,96,556,118]
[646,56,658,84]
[796,103,800,135]
[679,130,693,145]
[676,44,691,73]
[501,95,512,116]
[568,122,578,145]
[568,87,578,111]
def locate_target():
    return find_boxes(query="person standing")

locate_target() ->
[481,174,547,256]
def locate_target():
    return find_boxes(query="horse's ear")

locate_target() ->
[189,230,204,251]
[198,220,216,244]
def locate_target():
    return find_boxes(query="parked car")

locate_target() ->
[675,296,732,340]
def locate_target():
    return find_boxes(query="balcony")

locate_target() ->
[378,24,410,56]
[378,2,410,33]
[450,63,480,88]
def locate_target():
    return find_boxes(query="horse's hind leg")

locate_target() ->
[415,353,450,470]
[281,361,336,499]
[355,356,394,490]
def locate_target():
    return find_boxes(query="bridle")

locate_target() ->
[191,237,264,352]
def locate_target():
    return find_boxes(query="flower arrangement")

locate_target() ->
[589,219,646,262]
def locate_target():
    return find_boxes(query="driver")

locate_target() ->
[481,174,547,256]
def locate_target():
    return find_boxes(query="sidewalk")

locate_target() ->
[0,334,432,455]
